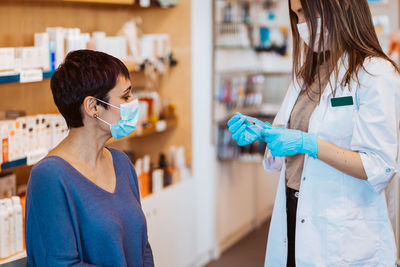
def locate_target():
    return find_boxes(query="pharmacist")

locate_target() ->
[25,50,154,266]
[228,0,400,266]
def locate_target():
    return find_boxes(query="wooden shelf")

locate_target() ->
[107,117,178,144]
[62,0,177,7]
[0,158,28,173]
[0,251,27,265]
[0,60,172,85]
[0,71,54,85]
[0,117,177,172]
[63,0,134,4]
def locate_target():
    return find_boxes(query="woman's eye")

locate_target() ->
[122,95,131,101]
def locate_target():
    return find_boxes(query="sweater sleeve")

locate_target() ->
[143,241,155,267]
[26,161,101,267]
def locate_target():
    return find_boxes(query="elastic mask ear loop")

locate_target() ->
[94,114,111,126]
[94,98,120,126]
[95,98,121,110]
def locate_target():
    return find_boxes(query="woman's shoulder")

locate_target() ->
[31,156,68,175]
[361,56,398,77]
[108,147,133,165]
[29,156,70,191]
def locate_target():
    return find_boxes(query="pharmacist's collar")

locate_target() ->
[294,53,349,99]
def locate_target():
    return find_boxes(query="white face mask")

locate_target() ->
[297,18,329,52]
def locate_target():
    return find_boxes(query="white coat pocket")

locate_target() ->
[318,103,355,148]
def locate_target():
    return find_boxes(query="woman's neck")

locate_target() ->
[50,127,110,166]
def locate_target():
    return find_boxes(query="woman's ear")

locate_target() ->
[83,96,99,118]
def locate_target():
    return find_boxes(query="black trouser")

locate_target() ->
[286,187,298,267]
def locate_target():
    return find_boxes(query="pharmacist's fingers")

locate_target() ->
[228,117,246,134]
[232,124,246,142]
[227,112,242,127]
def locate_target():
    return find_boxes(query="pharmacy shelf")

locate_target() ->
[0,158,28,172]
[215,46,253,50]
[0,60,175,85]
[62,0,177,7]
[107,116,178,144]
[0,71,54,84]
[0,117,177,172]
[0,179,192,266]
[0,67,140,85]
[215,49,292,74]
[0,250,27,265]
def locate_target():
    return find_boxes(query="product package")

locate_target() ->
[0,172,16,199]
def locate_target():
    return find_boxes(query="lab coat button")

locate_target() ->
[301,219,305,223]
[386,168,392,173]
[303,177,306,181]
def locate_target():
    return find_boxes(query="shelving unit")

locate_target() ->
[0,251,27,265]
[62,0,178,7]
[212,0,289,255]
[0,158,28,173]
[0,71,54,84]
[107,116,178,144]
[0,117,177,173]
[0,60,174,85]
[0,0,194,266]
[0,174,191,266]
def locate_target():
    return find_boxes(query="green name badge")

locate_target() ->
[331,96,354,107]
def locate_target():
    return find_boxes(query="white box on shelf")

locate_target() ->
[0,123,10,164]
[25,116,37,154]
[140,35,158,61]
[16,117,28,159]
[34,32,50,71]
[46,27,65,69]
[4,121,16,162]
[20,69,43,83]
[15,47,42,70]
[92,31,106,51]
[35,115,47,151]
[155,120,167,132]
[152,169,164,193]
[0,48,15,72]
[0,173,16,199]
[27,149,48,166]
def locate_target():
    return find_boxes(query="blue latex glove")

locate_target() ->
[227,112,271,146]
[262,127,318,158]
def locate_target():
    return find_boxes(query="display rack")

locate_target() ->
[107,116,178,144]
[61,0,177,7]
[0,117,177,173]
[0,71,54,84]
[0,251,27,265]
[0,60,174,85]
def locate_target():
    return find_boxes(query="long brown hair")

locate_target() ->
[289,0,400,96]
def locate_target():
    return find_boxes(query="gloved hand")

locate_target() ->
[262,127,318,159]
[227,112,271,146]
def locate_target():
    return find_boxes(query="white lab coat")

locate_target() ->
[263,56,400,267]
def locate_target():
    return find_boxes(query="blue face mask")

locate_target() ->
[95,98,140,139]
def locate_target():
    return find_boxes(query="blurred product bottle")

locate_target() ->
[158,153,173,187]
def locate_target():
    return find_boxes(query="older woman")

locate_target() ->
[25,50,154,267]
